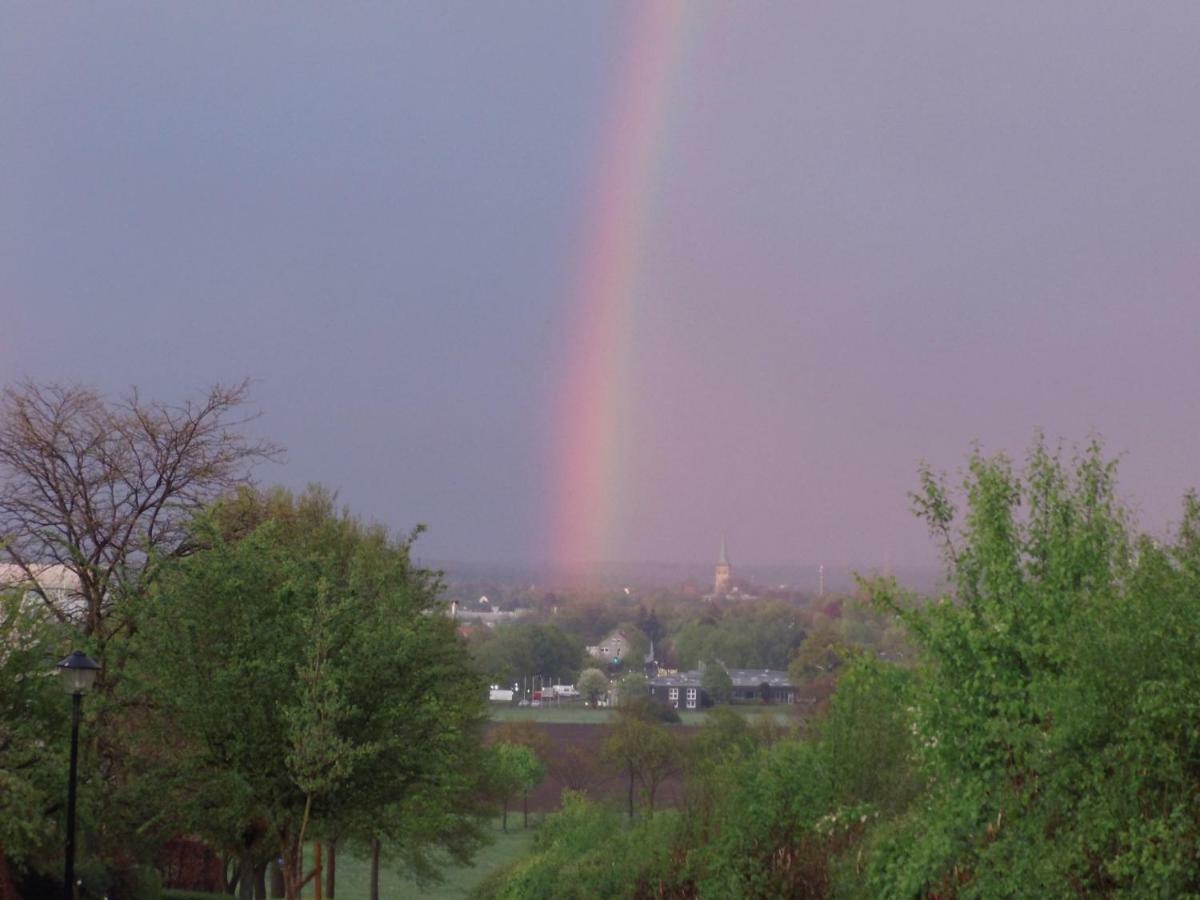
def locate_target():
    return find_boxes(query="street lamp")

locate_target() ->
[56,650,100,900]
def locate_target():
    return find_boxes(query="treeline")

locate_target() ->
[464,587,912,696]
[476,441,1200,897]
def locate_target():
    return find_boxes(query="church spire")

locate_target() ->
[714,537,733,595]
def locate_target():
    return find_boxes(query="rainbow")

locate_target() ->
[547,2,695,572]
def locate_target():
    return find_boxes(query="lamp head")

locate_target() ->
[56,650,101,695]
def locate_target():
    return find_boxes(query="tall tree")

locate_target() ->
[487,743,545,831]
[700,661,733,705]
[862,439,1200,896]
[603,708,680,818]
[0,380,280,640]
[127,487,487,900]
[575,668,609,708]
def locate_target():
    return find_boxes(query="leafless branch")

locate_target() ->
[0,379,283,638]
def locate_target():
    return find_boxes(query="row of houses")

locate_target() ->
[584,627,798,709]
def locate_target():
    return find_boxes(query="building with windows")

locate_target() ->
[648,667,796,709]
[585,628,636,665]
[0,563,85,621]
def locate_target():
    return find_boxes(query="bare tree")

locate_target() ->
[0,379,282,638]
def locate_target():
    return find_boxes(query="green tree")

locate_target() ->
[700,661,733,704]
[862,438,1200,896]
[614,672,648,706]
[672,602,805,670]
[0,591,69,885]
[486,793,675,900]
[128,488,486,900]
[603,709,680,818]
[469,622,583,686]
[487,743,545,832]
[787,620,843,685]
[575,668,608,707]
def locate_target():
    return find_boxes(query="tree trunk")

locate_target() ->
[325,840,336,899]
[369,838,381,900]
[225,857,240,895]
[270,859,285,898]
[238,847,255,900]
[628,769,636,819]
[281,836,302,900]
[523,791,529,829]
[0,842,15,900]
[502,797,508,832]
[314,843,323,900]
[254,860,268,900]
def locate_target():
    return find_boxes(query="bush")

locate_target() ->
[110,866,164,900]
[489,793,676,899]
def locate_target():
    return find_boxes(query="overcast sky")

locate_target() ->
[3,3,1199,569]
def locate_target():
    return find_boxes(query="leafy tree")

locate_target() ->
[469,622,583,686]
[603,708,680,818]
[787,621,843,684]
[861,438,1200,896]
[672,602,805,669]
[484,793,675,900]
[575,668,608,707]
[817,659,918,818]
[700,661,733,704]
[127,488,486,900]
[613,672,648,706]
[487,743,545,831]
[634,605,665,648]
[0,591,69,885]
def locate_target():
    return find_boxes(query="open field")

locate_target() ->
[293,822,534,899]
[489,702,800,726]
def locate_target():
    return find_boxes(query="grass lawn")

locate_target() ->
[294,821,534,899]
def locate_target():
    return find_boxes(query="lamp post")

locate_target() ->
[56,650,100,900]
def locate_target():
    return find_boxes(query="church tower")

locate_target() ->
[714,537,733,595]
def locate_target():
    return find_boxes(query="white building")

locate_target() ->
[0,563,87,622]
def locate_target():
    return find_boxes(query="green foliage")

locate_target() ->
[603,708,681,817]
[700,660,733,704]
[126,486,487,894]
[818,659,919,818]
[487,743,545,831]
[613,671,648,706]
[859,439,1200,896]
[0,590,70,871]
[575,668,609,706]
[672,601,805,669]
[469,622,584,686]
[484,793,676,900]
[787,620,844,684]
